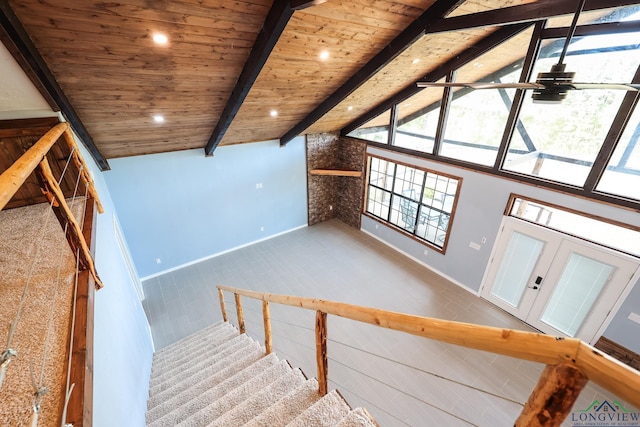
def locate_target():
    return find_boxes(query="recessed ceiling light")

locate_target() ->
[153,115,165,123]
[347,106,353,111]
[412,58,420,64]
[153,33,168,45]
[270,110,278,117]
[319,50,330,60]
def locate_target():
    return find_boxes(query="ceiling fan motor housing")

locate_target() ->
[532,63,576,103]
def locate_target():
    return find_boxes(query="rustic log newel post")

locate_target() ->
[315,311,328,396]
[217,288,228,322]
[234,293,245,334]
[262,301,273,354]
[515,363,588,427]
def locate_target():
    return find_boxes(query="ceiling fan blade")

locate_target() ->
[416,82,543,89]
[569,83,640,91]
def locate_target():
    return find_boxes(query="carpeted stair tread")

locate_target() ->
[152,326,238,373]
[146,353,280,425]
[146,322,378,427]
[149,335,255,396]
[152,324,238,371]
[286,390,351,427]
[335,408,378,427]
[153,321,225,357]
[176,360,297,427]
[150,333,250,386]
[147,342,263,409]
[208,368,307,426]
[245,378,322,427]
[153,321,230,361]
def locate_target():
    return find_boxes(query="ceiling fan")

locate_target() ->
[416,0,640,103]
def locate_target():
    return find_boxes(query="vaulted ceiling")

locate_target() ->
[1,0,637,170]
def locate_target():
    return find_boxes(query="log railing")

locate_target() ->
[0,121,104,426]
[217,284,640,426]
[0,121,103,287]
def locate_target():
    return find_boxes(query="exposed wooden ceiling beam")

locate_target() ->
[204,0,293,156]
[279,0,466,146]
[291,0,327,11]
[0,0,110,171]
[427,0,640,34]
[341,23,532,137]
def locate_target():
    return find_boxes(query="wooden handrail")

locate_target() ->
[0,122,69,211]
[38,157,103,289]
[217,284,640,410]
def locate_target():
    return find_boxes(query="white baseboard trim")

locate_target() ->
[141,224,308,281]
[360,228,479,297]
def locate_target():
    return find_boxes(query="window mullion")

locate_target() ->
[494,21,545,171]
[388,104,398,146]
[433,70,456,156]
[584,62,640,192]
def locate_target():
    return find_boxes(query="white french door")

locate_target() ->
[481,217,639,343]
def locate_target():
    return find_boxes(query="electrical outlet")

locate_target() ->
[329,205,333,210]
[629,312,640,325]
[260,226,264,232]
[423,249,428,256]
[155,258,161,264]
[469,241,481,251]
[481,237,487,244]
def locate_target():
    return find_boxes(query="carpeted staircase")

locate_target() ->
[146,321,378,426]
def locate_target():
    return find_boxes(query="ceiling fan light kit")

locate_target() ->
[532,63,575,104]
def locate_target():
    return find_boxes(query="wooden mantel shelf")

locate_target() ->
[309,169,362,177]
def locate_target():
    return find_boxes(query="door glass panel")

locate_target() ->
[491,231,544,307]
[540,253,615,337]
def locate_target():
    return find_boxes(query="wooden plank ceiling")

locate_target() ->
[2,0,608,161]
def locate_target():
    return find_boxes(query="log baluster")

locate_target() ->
[217,288,228,322]
[234,293,245,334]
[515,363,588,427]
[315,311,328,396]
[263,301,272,354]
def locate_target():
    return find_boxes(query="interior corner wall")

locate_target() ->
[361,145,640,353]
[76,141,154,427]
[307,133,339,225]
[336,137,366,229]
[306,134,366,228]
[103,137,308,278]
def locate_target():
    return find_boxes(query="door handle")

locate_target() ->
[528,276,543,290]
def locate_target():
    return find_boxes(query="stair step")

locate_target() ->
[208,368,307,427]
[150,333,248,386]
[146,322,378,427]
[153,322,230,362]
[149,335,254,396]
[152,324,237,370]
[336,408,379,427]
[147,342,263,409]
[286,390,351,427]
[176,360,297,427]
[146,353,280,425]
[245,378,322,427]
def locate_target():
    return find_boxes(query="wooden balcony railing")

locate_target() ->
[0,120,103,426]
[217,284,640,427]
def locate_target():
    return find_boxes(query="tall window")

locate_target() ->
[347,6,640,208]
[366,156,460,251]
[503,31,640,186]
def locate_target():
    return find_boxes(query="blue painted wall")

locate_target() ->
[362,146,640,352]
[77,141,154,427]
[103,138,308,278]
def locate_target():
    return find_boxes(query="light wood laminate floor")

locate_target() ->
[142,219,631,426]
